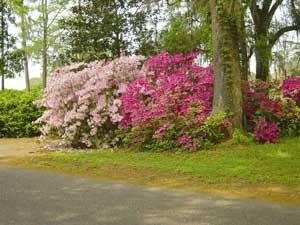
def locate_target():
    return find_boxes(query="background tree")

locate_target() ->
[0,0,24,90]
[161,0,212,56]
[58,0,158,63]
[249,0,300,81]
[273,39,300,78]
[30,0,69,89]
[10,0,31,91]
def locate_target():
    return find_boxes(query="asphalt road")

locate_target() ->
[0,166,299,225]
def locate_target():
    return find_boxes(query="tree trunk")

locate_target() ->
[210,0,244,130]
[42,0,48,89]
[21,0,30,92]
[1,0,5,90]
[239,13,249,81]
[255,42,271,81]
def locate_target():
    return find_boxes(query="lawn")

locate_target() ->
[8,137,300,204]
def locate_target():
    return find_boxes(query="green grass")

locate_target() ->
[10,137,300,204]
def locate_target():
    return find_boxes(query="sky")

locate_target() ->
[6,62,40,90]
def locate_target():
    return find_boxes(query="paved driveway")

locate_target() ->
[1,166,299,225]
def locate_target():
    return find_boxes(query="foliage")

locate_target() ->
[160,0,212,58]
[161,14,210,55]
[122,111,230,152]
[0,88,43,138]
[0,1,24,89]
[58,0,158,63]
[37,56,145,148]
[231,129,253,144]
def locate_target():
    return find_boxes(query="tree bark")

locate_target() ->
[42,0,48,89]
[21,0,30,92]
[1,0,4,90]
[239,11,249,81]
[255,43,272,81]
[210,0,244,130]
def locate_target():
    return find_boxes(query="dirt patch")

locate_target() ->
[0,138,42,163]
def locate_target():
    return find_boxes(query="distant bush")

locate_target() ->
[0,88,43,138]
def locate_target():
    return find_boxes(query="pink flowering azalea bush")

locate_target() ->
[244,78,300,143]
[120,53,231,151]
[36,56,145,148]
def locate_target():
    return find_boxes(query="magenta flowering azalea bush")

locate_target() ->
[243,80,282,127]
[280,77,300,106]
[120,53,231,151]
[254,118,279,143]
[121,52,213,127]
[244,79,300,143]
[36,56,145,148]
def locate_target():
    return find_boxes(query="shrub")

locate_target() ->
[0,88,43,138]
[121,52,213,127]
[278,98,300,137]
[120,52,230,151]
[231,129,253,144]
[122,111,230,151]
[244,79,300,143]
[280,77,300,106]
[36,56,145,148]
[254,118,279,143]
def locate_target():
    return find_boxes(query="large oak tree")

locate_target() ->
[210,0,244,130]
[249,0,300,81]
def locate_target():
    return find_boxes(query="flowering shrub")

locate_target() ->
[243,80,281,127]
[244,79,300,143]
[121,52,213,127]
[122,111,231,151]
[280,77,300,106]
[254,118,279,143]
[37,51,299,149]
[36,56,145,147]
[120,52,230,151]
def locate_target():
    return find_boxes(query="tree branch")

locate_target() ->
[262,0,273,13]
[269,25,299,47]
[249,0,260,26]
[47,5,65,30]
[266,0,283,26]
